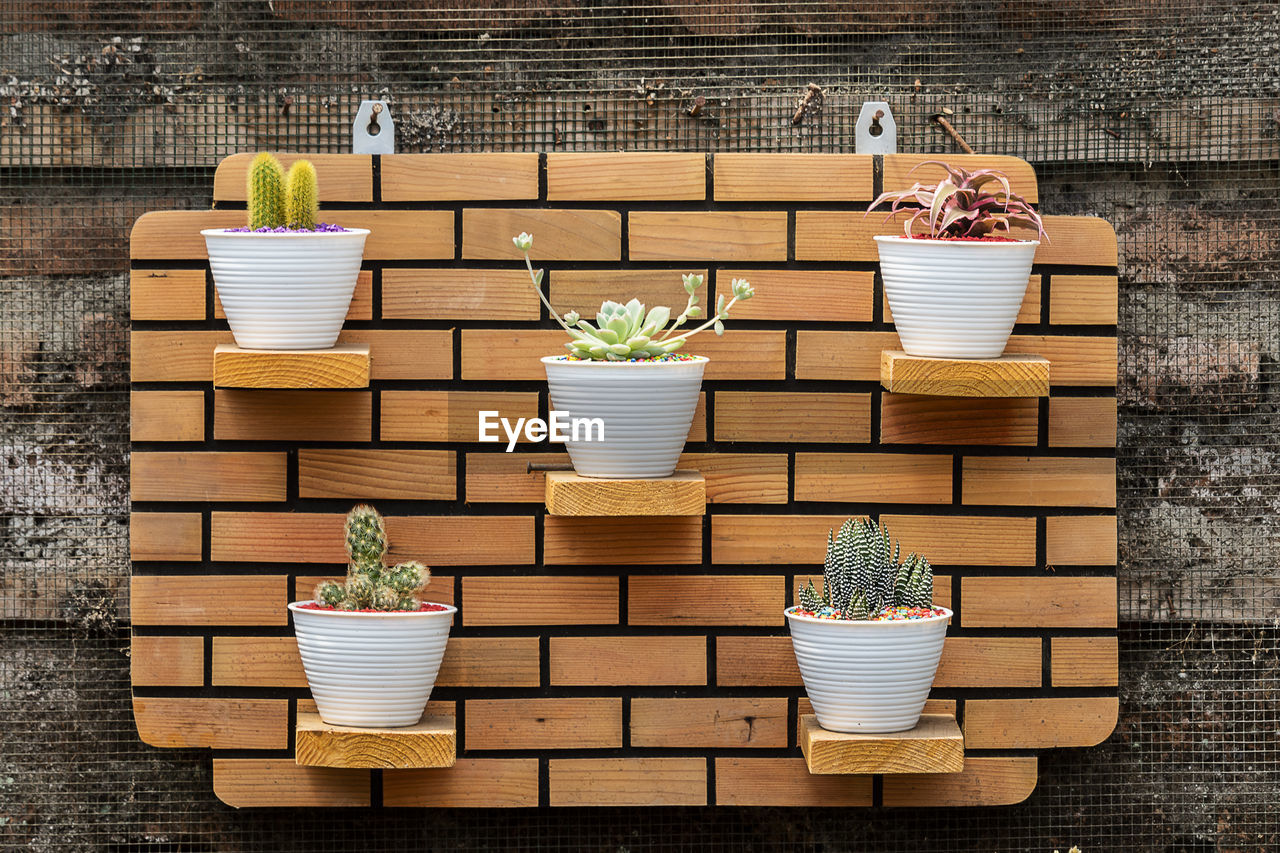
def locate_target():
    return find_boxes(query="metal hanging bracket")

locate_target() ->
[353,100,395,154]
[855,101,896,154]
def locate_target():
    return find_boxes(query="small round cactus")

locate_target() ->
[247,152,287,230]
[311,504,434,611]
[285,159,319,230]
[314,581,345,608]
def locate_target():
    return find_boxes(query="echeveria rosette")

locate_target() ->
[512,232,755,361]
[867,161,1049,242]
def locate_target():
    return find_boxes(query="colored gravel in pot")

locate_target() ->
[557,352,699,363]
[223,223,351,233]
[297,602,449,613]
[789,605,948,621]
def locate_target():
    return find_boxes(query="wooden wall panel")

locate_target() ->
[132,153,1116,809]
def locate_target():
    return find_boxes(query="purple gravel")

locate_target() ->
[223,223,350,233]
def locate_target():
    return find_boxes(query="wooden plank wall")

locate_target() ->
[129,152,1118,809]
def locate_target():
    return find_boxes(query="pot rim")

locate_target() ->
[201,227,371,238]
[873,235,1039,248]
[540,354,710,366]
[288,600,457,617]
[784,605,953,626]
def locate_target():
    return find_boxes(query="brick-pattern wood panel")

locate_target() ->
[132,153,1117,809]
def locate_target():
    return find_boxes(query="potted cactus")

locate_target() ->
[288,505,456,728]
[787,518,951,733]
[202,152,369,350]
[514,232,754,478]
[869,161,1048,359]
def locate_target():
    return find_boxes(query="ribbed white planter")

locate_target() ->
[875,235,1038,359]
[202,229,369,350]
[541,355,706,479]
[288,601,456,728]
[786,606,952,733]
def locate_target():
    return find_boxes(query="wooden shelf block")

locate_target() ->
[800,714,964,775]
[880,350,1049,397]
[295,712,455,769]
[544,471,706,516]
[213,344,370,389]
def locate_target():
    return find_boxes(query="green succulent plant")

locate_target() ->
[285,159,319,230]
[797,518,933,620]
[512,232,754,361]
[245,152,323,231]
[312,505,431,612]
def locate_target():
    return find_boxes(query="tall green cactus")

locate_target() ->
[286,159,319,230]
[246,152,287,230]
[797,518,933,620]
[312,505,432,611]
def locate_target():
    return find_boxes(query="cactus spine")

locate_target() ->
[246,152,287,230]
[286,159,319,230]
[311,505,432,612]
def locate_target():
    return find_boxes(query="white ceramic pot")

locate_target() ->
[202,228,369,350]
[875,235,1038,359]
[786,606,952,733]
[541,355,706,479]
[288,601,456,728]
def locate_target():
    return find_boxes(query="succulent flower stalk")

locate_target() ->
[868,161,1048,241]
[512,231,754,361]
[797,518,933,620]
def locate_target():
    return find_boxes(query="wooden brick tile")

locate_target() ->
[212,636,305,687]
[131,330,232,382]
[1051,636,1119,687]
[130,575,287,626]
[632,697,787,748]
[462,576,618,626]
[381,269,538,320]
[466,698,621,749]
[212,759,370,808]
[382,759,539,807]
[437,637,541,687]
[963,576,1117,628]
[881,394,1038,446]
[965,697,1119,749]
[464,451,567,502]
[210,512,532,565]
[715,392,871,443]
[463,209,621,260]
[717,269,875,322]
[1050,275,1118,325]
[881,757,1038,807]
[794,453,953,503]
[333,330,453,380]
[381,153,539,200]
[963,456,1116,507]
[215,270,372,322]
[1049,397,1118,447]
[715,757,872,806]
[133,696,288,749]
[214,390,370,442]
[131,390,205,443]
[550,636,706,686]
[131,635,203,686]
[877,515,1037,566]
[130,512,202,562]
[714,153,873,201]
[459,328,785,381]
[214,153,373,201]
[883,154,1039,203]
[298,449,456,501]
[131,210,240,259]
[1046,515,1117,565]
[679,453,788,504]
[934,637,1041,688]
[549,758,706,807]
[712,515,852,565]
[381,391,539,442]
[716,636,799,686]
[130,269,205,320]
[629,575,784,626]
[1004,335,1117,386]
[131,451,285,502]
[548,269,709,314]
[794,331,903,380]
[548,152,705,200]
[630,211,787,261]
[544,517,702,565]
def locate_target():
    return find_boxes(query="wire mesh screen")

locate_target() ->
[2,0,1278,849]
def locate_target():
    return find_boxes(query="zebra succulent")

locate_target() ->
[798,518,933,620]
[312,505,431,612]
[513,232,754,360]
